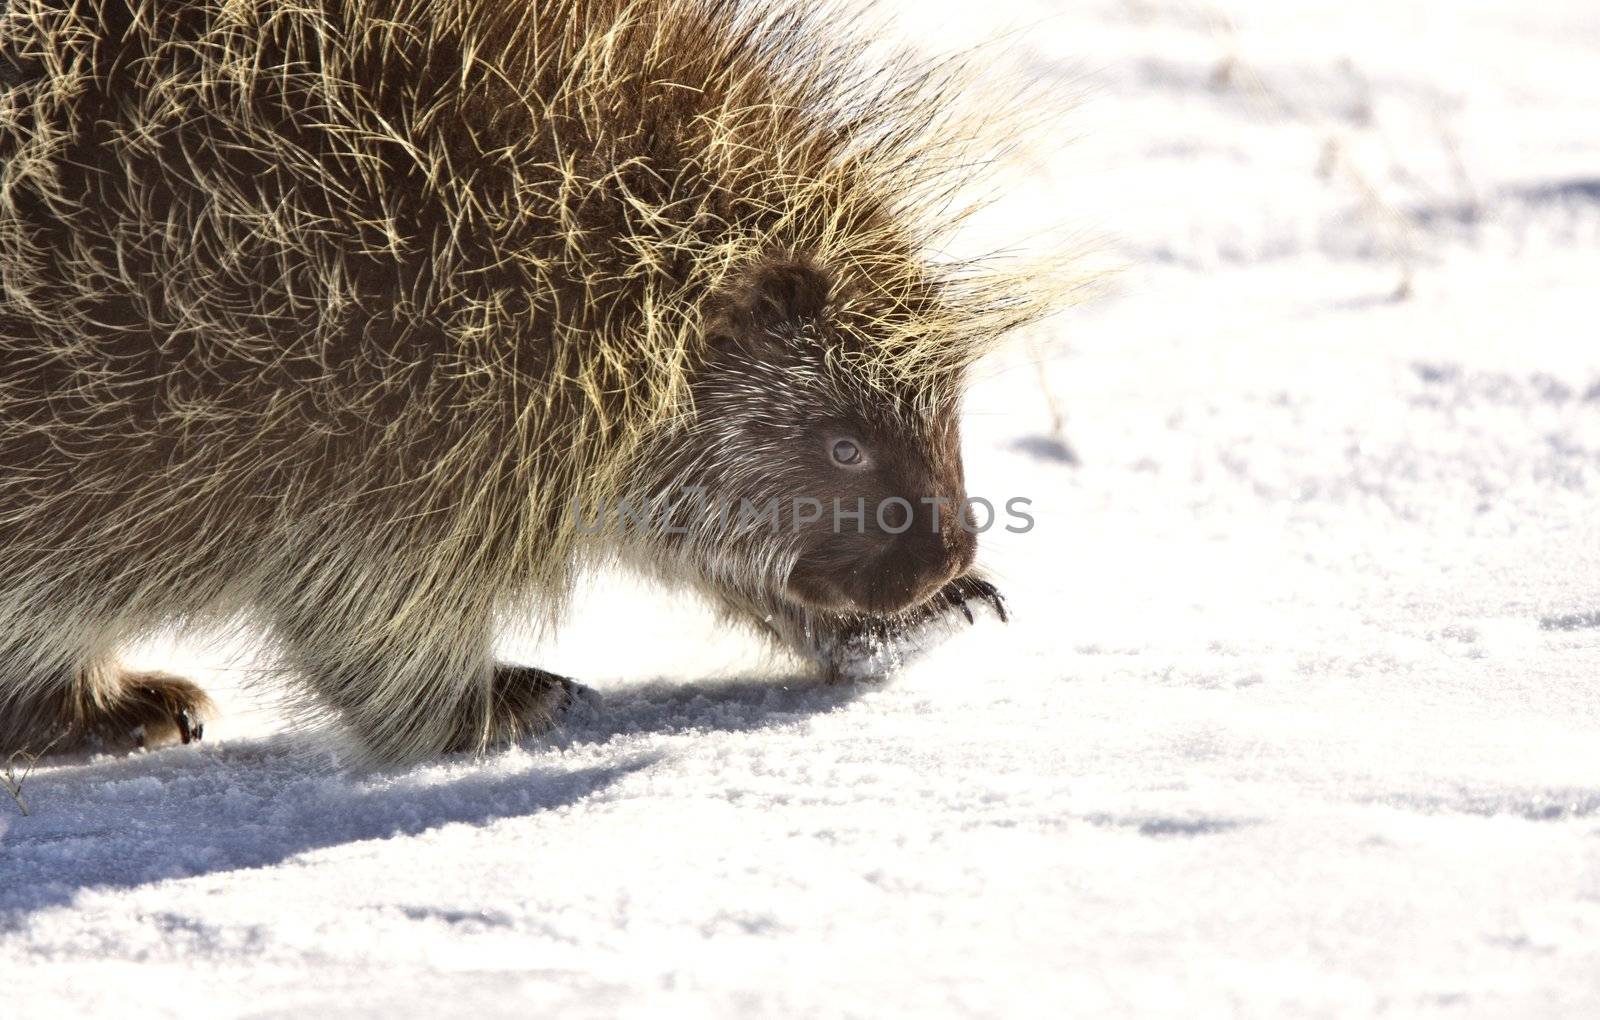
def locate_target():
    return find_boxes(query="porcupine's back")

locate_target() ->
[0,0,1049,640]
[0,0,714,621]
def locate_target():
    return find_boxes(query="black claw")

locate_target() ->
[966,579,1008,624]
[938,577,1009,626]
[176,707,194,745]
[192,720,205,742]
[987,590,1009,624]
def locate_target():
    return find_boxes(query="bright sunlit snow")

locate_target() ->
[4,2,1599,1016]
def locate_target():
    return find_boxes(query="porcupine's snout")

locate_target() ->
[786,480,976,617]
[854,490,976,615]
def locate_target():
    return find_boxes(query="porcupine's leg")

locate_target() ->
[266,582,591,763]
[483,664,600,746]
[769,573,1010,683]
[843,573,1008,681]
[0,642,214,757]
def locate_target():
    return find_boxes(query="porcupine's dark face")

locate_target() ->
[689,258,977,617]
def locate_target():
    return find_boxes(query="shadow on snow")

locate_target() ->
[0,672,861,929]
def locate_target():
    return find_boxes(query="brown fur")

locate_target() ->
[0,0,1070,763]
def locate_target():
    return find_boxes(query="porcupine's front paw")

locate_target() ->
[919,575,1009,627]
[822,574,1010,683]
[446,665,603,752]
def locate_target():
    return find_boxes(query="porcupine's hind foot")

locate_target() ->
[0,662,215,757]
[820,574,1010,683]
[73,670,216,752]
[443,665,603,753]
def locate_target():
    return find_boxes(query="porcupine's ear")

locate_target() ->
[706,255,832,351]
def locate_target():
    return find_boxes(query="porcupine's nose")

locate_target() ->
[871,493,974,612]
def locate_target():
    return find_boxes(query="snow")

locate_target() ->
[4,1,1600,1016]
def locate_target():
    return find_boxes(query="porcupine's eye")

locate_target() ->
[830,438,866,468]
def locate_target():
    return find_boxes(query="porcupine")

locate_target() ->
[0,0,1063,764]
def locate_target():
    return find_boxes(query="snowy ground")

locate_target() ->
[5,2,1600,1016]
